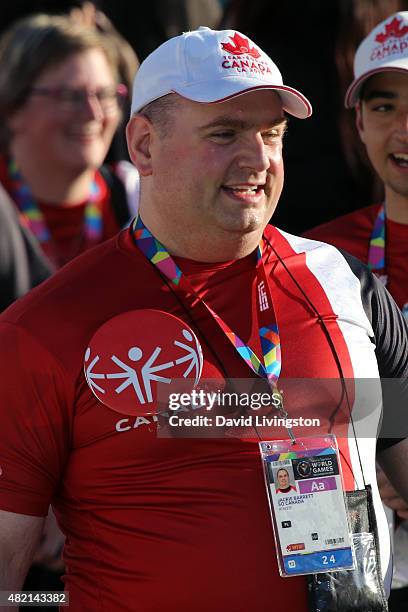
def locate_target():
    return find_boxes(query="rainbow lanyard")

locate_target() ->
[368,204,386,279]
[132,215,281,388]
[8,158,103,262]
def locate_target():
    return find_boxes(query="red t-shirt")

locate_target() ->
[0,156,121,268]
[0,225,393,611]
[305,204,408,313]
[276,485,297,494]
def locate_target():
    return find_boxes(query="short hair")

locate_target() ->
[138,94,180,137]
[0,13,119,149]
[359,78,371,103]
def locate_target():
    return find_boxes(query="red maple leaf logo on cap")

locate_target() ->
[375,16,408,43]
[221,32,261,58]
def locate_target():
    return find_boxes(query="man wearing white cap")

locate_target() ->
[0,26,408,611]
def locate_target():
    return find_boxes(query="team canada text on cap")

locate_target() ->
[130,26,312,119]
[345,11,408,108]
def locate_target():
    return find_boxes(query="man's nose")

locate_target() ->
[394,109,408,137]
[237,134,271,173]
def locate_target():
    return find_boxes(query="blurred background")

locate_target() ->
[2,0,407,235]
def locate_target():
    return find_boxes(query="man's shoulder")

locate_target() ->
[303,204,380,244]
[265,223,349,258]
[298,205,382,264]
[0,231,140,359]
[266,223,377,316]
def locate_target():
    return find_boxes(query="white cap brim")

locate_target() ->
[171,81,312,119]
[345,63,408,108]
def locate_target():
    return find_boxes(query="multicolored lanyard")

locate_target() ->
[132,215,282,388]
[368,203,408,321]
[8,158,104,266]
[368,204,386,280]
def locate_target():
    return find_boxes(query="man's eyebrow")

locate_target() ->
[364,90,397,102]
[198,116,288,131]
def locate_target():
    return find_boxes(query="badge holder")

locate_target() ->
[259,435,355,578]
[306,486,389,612]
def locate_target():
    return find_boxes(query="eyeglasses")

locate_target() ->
[29,83,128,113]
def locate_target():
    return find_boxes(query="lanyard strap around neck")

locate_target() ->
[8,158,104,262]
[368,204,385,277]
[132,215,281,387]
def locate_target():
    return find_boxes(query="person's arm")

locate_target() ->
[0,510,44,607]
[377,439,408,507]
[376,464,408,519]
[341,254,408,502]
[0,323,74,600]
[32,508,65,571]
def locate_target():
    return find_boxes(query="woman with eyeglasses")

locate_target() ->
[0,13,139,271]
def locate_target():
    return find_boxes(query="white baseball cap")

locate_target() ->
[345,11,408,108]
[130,26,312,119]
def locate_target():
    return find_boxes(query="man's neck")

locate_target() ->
[166,233,262,262]
[139,213,264,262]
[10,147,95,205]
[385,189,408,224]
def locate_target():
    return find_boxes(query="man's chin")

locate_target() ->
[386,179,408,200]
[215,220,269,243]
[221,210,273,233]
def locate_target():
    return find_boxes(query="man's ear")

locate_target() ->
[355,101,366,144]
[126,115,154,176]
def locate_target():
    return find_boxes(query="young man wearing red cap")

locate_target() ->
[0,26,407,611]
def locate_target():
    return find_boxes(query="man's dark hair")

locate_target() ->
[139,94,179,137]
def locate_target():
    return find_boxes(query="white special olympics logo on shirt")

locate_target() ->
[84,309,203,416]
